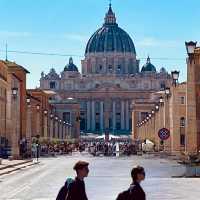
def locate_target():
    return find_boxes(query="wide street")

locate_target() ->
[0,153,200,200]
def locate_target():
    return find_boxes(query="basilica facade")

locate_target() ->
[40,5,171,135]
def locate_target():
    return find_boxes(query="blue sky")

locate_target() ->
[0,0,200,88]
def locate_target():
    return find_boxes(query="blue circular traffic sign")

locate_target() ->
[158,128,170,140]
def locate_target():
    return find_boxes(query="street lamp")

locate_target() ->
[59,119,62,123]
[171,70,180,86]
[12,88,18,98]
[26,97,31,104]
[159,96,164,106]
[149,113,152,118]
[55,116,58,121]
[151,110,155,115]
[155,105,159,111]
[50,113,54,119]
[185,41,197,55]
[43,110,48,115]
[165,87,171,99]
[36,105,40,111]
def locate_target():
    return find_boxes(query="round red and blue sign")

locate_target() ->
[158,128,170,140]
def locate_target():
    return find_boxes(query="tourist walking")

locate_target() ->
[68,161,90,200]
[56,161,89,200]
[116,166,146,200]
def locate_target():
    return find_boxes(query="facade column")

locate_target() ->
[54,118,58,139]
[91,100,95,131]
[132,110,139,140]
[36,108,40,137]
[43,112,48,138]
[125,100,129,130]
[87,101,91,131]
[112,101,116,132]
[100,101,104,131]
[121,101,125,130]
[164,97,171,153]
[59,120,62,140]
[11,94,20,159]
[49,116,54,140]
[26,104,32,155]
[185,45,200,154]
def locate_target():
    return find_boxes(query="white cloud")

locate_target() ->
[62,34,89,43]
[0,31,32,37]
[137,37,181,48]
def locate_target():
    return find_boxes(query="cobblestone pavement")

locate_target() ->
[0,153,200,200]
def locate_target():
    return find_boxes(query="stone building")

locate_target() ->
[27,89,79,140]
[0,62,8,149]
[185,41,200,154]
[40,4,171,135]
[0,60,30,158]
[134,82,186,155]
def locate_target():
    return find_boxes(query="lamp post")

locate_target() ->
[59,119,62,140]
[50,113,54,140]
[185,41,197,56]
[159,96,164,106]
[54,116,58,139]
[171,70,180,87]
[43,110,48,138]
[12,88,18,98]
[155,105,159,111]
[165,87,171,99]
[26,96,32,157]
[36,105,40,138]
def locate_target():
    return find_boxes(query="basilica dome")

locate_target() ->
[141,56,156,73]
[85,4,136,55]
[64,57,78,72]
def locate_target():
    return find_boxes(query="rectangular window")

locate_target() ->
[63,112,70,123]
[180,135,185,146]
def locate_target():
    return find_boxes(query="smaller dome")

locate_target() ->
[141,56,156,73]
[160,67,167,73]
[64,57,78,72]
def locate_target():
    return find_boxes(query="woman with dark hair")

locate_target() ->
[116,165,146,200]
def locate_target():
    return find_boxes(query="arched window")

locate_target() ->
[50,81,56,89]
[180,117,185,127]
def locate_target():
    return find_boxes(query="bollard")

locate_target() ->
[0,158,2,165]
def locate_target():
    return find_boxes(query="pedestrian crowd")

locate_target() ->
[79,141,138,156]
[31,142,75,158]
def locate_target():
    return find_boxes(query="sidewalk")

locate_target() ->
[0,159,39,176]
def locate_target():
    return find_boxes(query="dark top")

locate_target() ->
[66,177,88,200]
[116,182,146,200]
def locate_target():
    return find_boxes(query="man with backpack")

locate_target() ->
[56,161,89,200]
[116,166,146,200]
[56,178,74,200]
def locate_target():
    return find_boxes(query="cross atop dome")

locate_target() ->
[104,2,117,25]
[147,55,151,64]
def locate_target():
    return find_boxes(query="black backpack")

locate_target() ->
[116,190,131,200]
[56,178,74,200]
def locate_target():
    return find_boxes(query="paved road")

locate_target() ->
[0,153,200,200]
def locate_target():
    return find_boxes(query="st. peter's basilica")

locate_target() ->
[39,4,171,135]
